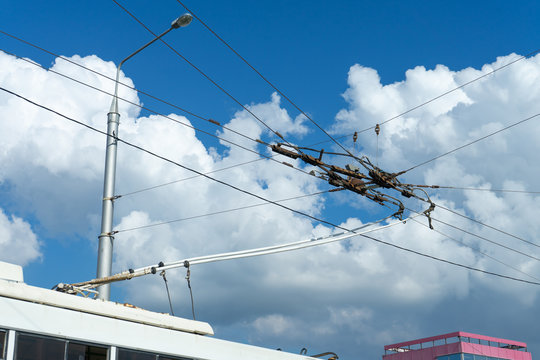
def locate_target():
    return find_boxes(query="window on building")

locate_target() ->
[1,330,6,360]
[439,353,512,360]
[15,333,65,360]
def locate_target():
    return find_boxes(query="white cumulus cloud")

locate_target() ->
[0,208,41,266]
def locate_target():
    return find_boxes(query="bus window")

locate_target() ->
[67,341,108,360]
[1,330,6,360]
[15,333,64,360]
[118,349,155,360]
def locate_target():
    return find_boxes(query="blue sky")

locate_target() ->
[1,1,540,360]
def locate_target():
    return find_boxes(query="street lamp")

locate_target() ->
[96,13,193,301]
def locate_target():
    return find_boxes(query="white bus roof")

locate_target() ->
[0,262,213,336]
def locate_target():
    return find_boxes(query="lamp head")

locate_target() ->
[171,13,193,29]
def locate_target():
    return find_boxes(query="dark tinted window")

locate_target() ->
[67,342,108,360]
[118,348,193,360]
[118,349,156,360]
[0,331,6,360]
[16,333,65,360]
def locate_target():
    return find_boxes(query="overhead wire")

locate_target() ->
[0,47,317,181]
[0,33,344,201]
[359,231,540,286]
[146,213,402,268]
[163,7,540,195]
[0,31,331,199]
[67,214,410,290]
[174,0,540,181]
[114,189,336,233]
[10,22,537,201]
[353,48,540,135]
[7,85,537,287]
[0,29,259,148]
[406,184,540,195]
[409,217,540,282]
[279,47,540,154]
[173,0,359,160]
[404,206,540,262]
[111,0,299,149]
[118,157,263,197]
[67,212,540,291]
[172,3,540,175]
[403,111,540,173]
[0,86,352,230]
[434,202,540,249]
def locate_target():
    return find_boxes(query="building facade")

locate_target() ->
[384,332,531,360]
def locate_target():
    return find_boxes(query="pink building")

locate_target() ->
[384,332,532,360]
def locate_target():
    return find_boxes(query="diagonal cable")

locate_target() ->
[173,0,358,159]
[434,202,540,249]
[114,190,335,233]
[8,85,539,288]
[403,112,540,173]
[111,0,298,148]
[410,217,540,282]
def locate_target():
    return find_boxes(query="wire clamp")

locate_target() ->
[423,202,436,229]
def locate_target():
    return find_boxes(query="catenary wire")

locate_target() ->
[111,0,299,149]
[1,48,316,180]
[10,28,536,199]
[173,0,359,160]
[434,202,540,249]
[69,214,408,289]
[114,189,336,233]
[175,0,540,176]
[409,217,540,282]
[69,213,540,289]
[0,86,351,230]
[7,86,539,287]
[359,232,540,286]
[0,36,322,198]
[0,36,338,199]
[0,48,255,151]
[137,213,405,268]
[293,48,540,151]
[0,27,350,162]
[118,157,263,197]
[0,32,323,192]
[407,184,540,195]
[6,21,536,286]
[404,206,540,262]
[403,111,540,173]
[0,29,259,146]
[353,48,540,135]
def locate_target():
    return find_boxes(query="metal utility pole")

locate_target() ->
[96,14,193,301]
